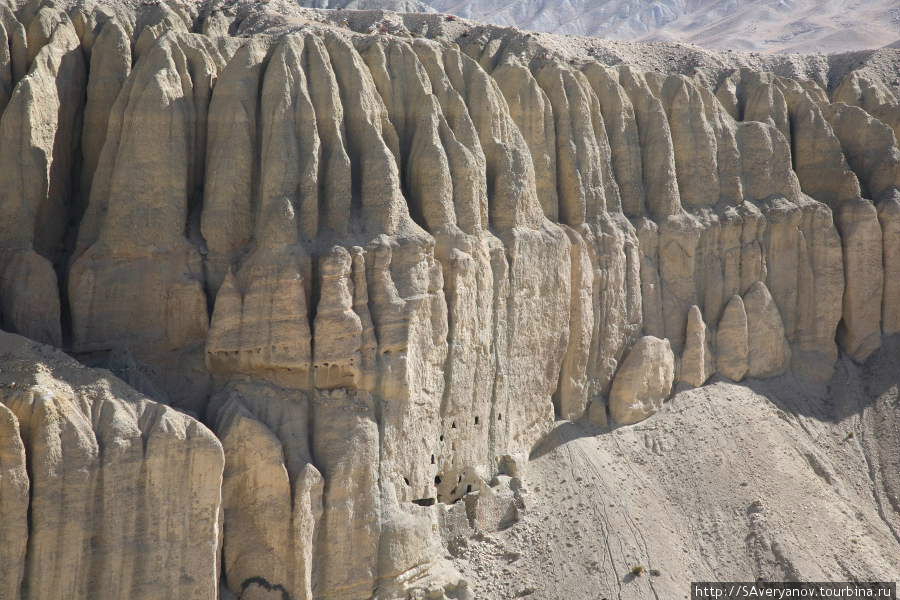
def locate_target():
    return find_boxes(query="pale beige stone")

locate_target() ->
[609,336,675,425]
[0,11,898,599]
[835,197,884,362]
[211,383,322,600]
[717,295,750,382]
[744,281,791,378]
[833,70,900,143]
[582,63,647,218]
[312,389,381,600]
[823,102,900,202]
[679,305,714,388]
[493,57,559,220]
[661,75,719,209]
[202,38,269,292]
[0,402,28,600]
[80,19,130,207]
[314,246,364,389]
[0,15,84,346]
[618,66,681,219]
[70,33,216,366]
[878,189,900,336]
[556,225,594,420]
[0,331,222,600]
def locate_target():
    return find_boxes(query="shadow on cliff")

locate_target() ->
[529,420,598,461]
[742,334,900,423]
[530,335,900,461]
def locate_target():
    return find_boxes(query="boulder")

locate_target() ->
[609,336,675,425]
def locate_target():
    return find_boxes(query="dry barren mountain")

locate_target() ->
[292,0,900,53]
[0,0,899,599]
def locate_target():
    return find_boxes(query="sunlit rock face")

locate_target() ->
[1,1,899,597]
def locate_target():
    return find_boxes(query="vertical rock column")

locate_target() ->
[0,403,28,600]
[312,389,381,600]
[69,33,220,406]
[211,384,323,600]
[0,13,84,346]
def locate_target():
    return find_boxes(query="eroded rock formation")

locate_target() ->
[0,0,899,598]
[0,331,222,600]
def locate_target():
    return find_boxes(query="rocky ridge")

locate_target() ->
[383,0,900,54]
[0,0,898,598]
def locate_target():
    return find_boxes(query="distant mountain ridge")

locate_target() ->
[300,0,900,53]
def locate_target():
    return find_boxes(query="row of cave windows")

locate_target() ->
[416,413,503,472]
[432,412,498,435]
[402,412,505,504]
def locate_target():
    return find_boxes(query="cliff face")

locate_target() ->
[0,1,899,598]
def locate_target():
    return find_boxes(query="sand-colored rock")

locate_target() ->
[69,33,216,369]
[0,5,898,598]
[206,261,313,385]
[822,102,900,202]
[793,197,844,380]
[534,62,616,223]
[661,75,719,209]
[80,18,130,208]
[717,295,750,382]
[364,39,458,233]
[0,14,84,346]
[0,402,28,600]
[587,214,643,399]
[878,189,900,336]
[833,70,900,143]
[743,281,791,378]
[201,38,269,292]
[312,389,381,600]
[678,305,714,388]
[0,250,61,347]
[211,383,323,600]
[609,336,675,425]
[0,4,27,91]
[0,330,223,600]
[835,197,884,362]
[314,246,365,389]
[492,57,558,220]
[618,66,681,219]
[555,225,593,420]
[786,93,861,207]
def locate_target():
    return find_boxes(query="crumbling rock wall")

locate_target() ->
[0,1,898,598]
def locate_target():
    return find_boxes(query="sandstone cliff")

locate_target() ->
[0,1,899,598]
[0,331,223,600]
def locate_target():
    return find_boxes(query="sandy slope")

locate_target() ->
[446,340,900,598]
